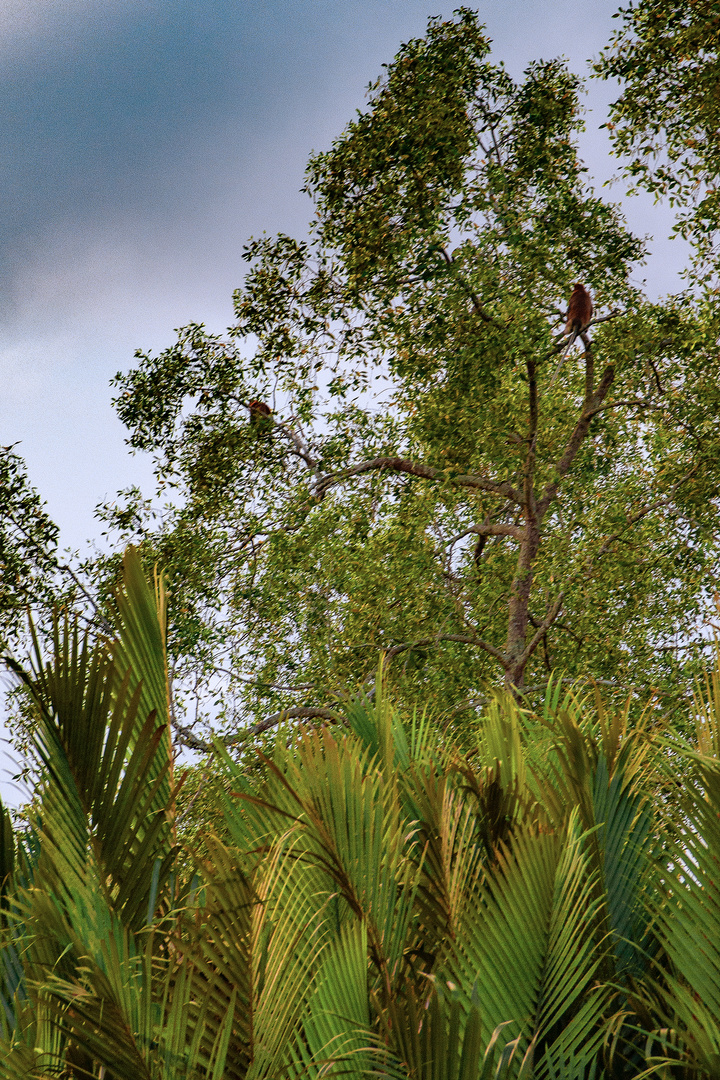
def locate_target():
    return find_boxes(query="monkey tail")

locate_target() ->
[549,330,579,387]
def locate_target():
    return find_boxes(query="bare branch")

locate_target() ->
[232,705,339,739]
[276,421,323,476]
[384,632,507,667]
[442,500,517,555]
[210,666,316,692]
[170,718,213,752]
[543,314,619,364]
[583,398,656,418]
[470,522,524,540]
[240,397,325,478]
[172,705,340,752]
[535,615,583,647]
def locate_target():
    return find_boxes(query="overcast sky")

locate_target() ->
[0,0,686,804]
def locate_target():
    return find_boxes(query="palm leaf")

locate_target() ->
[446,811,610,1076]
[6,548,178,930]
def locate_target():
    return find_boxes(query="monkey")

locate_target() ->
[565,283,593,337]
[550,284,594,386]
[248,399,272,420]
[248,400,272,426]
[247,399,273,439]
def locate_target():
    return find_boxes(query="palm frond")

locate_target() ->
[446,810,610,1075]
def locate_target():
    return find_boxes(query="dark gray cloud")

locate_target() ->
[0,2,439,284]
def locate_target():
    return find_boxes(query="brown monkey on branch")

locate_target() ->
[248,399,272,419]
[565,283,593,338]
[245,399,273,440]
[550,284,594,385]
[247,399,273,437]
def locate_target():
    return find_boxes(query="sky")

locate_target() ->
[0,0,686,804]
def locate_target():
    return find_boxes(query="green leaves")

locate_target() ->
[7,551,720,1076]
[101,7,720,731]
[9,548,177,932]
[0,445,60,647]
[445,816,608,1077]
[7,1,720,1066]
[597,0,720,275]
[307,9,494,291]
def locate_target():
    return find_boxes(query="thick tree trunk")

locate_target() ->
[504,522,541,690]
[499,344,612,692]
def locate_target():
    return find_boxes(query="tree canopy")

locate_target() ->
[0,446,61,647]
[3,7,720,1072]
[596,0,720,278]
[97,8,720,742]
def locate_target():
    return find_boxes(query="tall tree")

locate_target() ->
[109,9,720,743]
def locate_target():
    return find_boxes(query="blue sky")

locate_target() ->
[0,0,685,803]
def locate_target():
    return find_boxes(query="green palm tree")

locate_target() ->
[2,549,720,1078]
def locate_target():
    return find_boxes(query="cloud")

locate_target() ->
[0,0,154,57]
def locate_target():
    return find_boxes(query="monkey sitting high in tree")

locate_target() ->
[247,399,273,435]
[550,283,594,385]
[565,283,593,339]
[248,399,272,419]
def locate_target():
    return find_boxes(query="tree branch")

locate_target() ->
[470,522,524,540]
[517,593,564,669]
[583,398,655,418]
[316,457,522,504]
[172,705,340,752]
[531,614,583,647]
[576,494,684,578]
[239,398,324,478]
[647,354,666,395]
[384,632,507,667]
[276,421,323,476]
[438,246,503,328]
[525,356,539,512]
[1,504,112,634]
[582,331,595,404]
[537,360,616,517]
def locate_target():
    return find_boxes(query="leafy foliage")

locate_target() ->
[0,446,60,647]
[3,11,720,1069]
[596,0,720,277]
[4,550,720,1077]
[100,9,720,741]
